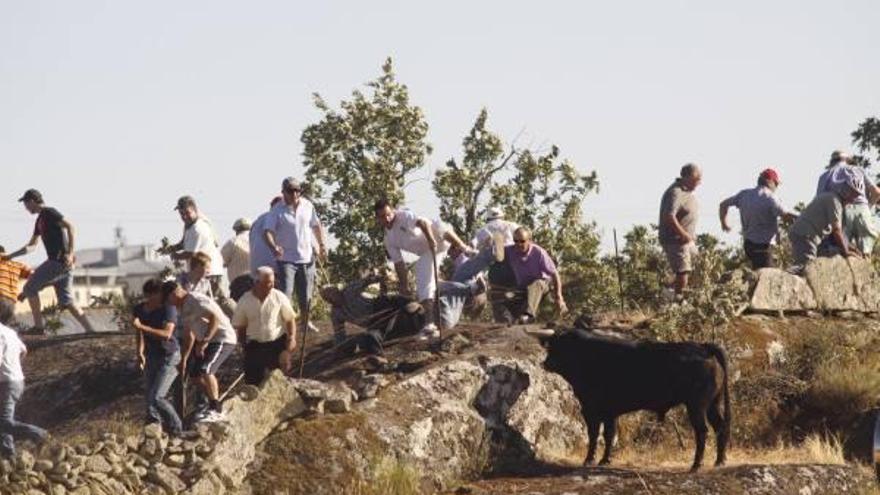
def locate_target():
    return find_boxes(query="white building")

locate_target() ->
[70,244,174,306]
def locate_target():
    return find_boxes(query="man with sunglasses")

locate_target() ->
[263,178,326,333]
[497,227,567,324]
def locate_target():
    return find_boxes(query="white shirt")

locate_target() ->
[383,209,446,263]
[264,199,320,264]
[221,232,251,282]
[472,219,519,249]
[180,292,238,344]
[183,217,225,277]
[0,324,26,382]
[231,288,296,343]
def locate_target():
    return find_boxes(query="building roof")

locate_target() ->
[73,244,173,277]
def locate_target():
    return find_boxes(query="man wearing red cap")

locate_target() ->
[719,169,796,268]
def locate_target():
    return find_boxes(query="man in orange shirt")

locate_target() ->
[0,245,31,328]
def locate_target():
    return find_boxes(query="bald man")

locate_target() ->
[659,164,702,296]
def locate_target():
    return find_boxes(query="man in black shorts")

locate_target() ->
[163,281,237,423]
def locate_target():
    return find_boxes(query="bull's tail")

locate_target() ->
[705,343,731,437]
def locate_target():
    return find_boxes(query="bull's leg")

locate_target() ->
[707,399,728,467]
[686,403,709,472]
[585,419,600,465]
[599,418,617,466]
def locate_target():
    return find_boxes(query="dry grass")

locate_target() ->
[346,456,422,495]
[611,433,848,470]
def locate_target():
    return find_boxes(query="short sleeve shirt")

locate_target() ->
[790,192,843,241]
[133,303,179,357]
[0,323,26,382]
[231,289,296,343]
[472,219,519,249]
[180,292,238,345]
[183,217,225,276]
[383,209,447,263]
[34,207,68,261]
[504,244,558,288]
[720,186,787,244]
[264,199,320,264]
[658,180,699,245]
[221,232,251,282]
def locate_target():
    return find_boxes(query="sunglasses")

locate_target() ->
[284,188,302,194]
[513,239,527,244]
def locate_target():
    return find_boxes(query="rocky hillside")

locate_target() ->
[4,314,880,494]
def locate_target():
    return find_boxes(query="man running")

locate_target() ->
[2,189,95,334]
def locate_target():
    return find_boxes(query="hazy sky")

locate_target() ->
[2,1,879,265]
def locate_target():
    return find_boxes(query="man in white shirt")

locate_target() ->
[0,313,47,458]
[263,178,326,333]
[222,217,252,300]
[165,196,234,316]
[374,199,474,340]
[163,280,238,423]
[453,206,517,283]
[232,267,297,385]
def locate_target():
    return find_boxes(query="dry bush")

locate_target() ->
[801,433,846,465]
[805,361,880,421]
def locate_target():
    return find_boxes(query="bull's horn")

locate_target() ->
[524,328,556,337]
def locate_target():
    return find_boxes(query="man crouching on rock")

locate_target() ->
[162,281,237,423]
[231,266,297,385]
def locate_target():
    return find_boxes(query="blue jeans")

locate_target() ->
[0,380,47,457]
[144,352,182,434]
[276,261,316,313]
[438,281,476,330]
[452,248,494,284]
[21,259,73,307]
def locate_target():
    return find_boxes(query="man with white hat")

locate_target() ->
[221,217,252,300]
[451,206,519,284]
[816,150,880,255]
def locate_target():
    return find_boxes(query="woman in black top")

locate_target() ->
[133,279,183,435]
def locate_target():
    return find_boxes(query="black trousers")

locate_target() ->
[244,335,287,385]
[744,240,774,269]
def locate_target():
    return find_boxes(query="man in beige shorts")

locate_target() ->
[658,164,702,297]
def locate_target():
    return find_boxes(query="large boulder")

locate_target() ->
[749,268,817,311]
[246,328,588,494]
[804,256,880,312]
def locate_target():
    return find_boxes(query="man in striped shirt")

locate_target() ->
[0,246,31,328]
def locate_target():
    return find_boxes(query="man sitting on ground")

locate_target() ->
[163,281,237,423]
[492,227,567,324]
[232,267,297,386]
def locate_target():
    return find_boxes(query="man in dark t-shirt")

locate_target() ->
[1,189,95,334]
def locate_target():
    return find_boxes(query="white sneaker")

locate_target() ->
[417,323,440,341]
[199,410,227,423]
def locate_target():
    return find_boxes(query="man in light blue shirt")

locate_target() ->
[719,168,795,268]
[263,178,326,331]
[816,150,880,254]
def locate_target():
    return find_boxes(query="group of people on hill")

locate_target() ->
[2,148,874,450]
[661,149,875,297]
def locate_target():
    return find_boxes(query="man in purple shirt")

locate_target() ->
[495,227,567,324]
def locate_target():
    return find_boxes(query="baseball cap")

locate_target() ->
[759,168,780,184]
[232,217,252,232]
[17,189,43,203]
[173,195,197,211]
[282,177,302,191]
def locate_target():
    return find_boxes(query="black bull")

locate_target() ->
[535,328,731,471]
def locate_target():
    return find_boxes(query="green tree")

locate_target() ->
[301,58,432,280]
[432,108,515,239]
[851,116,880,167]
